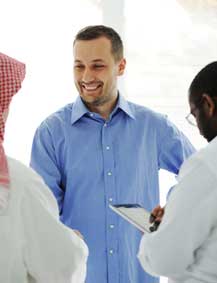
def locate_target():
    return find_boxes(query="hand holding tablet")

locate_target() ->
[109,203,160,233]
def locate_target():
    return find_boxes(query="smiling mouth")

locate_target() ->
[81,83,102,92]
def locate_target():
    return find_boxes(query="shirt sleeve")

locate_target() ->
[21,171,88,283]
[137,156,217,280]
[158,117,195,174]
[30,121,64,214]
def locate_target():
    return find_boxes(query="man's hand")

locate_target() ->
[149,205,165,232]
[150,205,165,223]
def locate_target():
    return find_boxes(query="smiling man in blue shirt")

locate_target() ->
[30,25,195,283]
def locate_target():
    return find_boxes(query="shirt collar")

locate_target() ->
[71,96,89,124]
[116,94,135,119]
[71,93,135,124]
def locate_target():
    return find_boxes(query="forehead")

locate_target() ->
[73,37,114,62]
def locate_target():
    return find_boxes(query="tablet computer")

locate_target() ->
[109,203,152,233]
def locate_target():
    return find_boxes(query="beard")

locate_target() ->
[77,81,118,108]
[82,93,113,107]
[198,110,216,142]
[202,125,217,142]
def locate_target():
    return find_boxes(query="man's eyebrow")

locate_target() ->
[74,59,82,63]
[92,59,105,63]
[74,59,105,63]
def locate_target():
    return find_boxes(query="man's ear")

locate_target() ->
[202,94,215,117]
[117,58,126,76]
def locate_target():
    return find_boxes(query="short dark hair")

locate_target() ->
[74,25,124,61]
[189,61,217,99]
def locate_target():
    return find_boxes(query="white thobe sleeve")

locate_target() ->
[137,156,217,281]
[21,171,88,283]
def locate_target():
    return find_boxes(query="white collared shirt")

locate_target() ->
[138,137,217,283]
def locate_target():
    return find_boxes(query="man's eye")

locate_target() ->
[74,65,84,69]
[94,65,105,68]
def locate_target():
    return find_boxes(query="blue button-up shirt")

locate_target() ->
[30,95,195,283]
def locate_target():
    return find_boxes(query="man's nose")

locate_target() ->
[82,68,94,83]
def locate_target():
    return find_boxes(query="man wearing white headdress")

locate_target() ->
[0,52,88,283]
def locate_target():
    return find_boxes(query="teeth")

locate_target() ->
[81,83,101,91]
[84,86,98,90]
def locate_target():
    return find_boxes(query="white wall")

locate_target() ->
[124,0,217,207]
[1,0,102,163]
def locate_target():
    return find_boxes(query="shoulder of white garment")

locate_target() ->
[137,140,217,279]
[7,157,88,283]
[7,156,59,217]
[177,136,217,182]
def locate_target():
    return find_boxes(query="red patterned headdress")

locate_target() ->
[0,53,25,204]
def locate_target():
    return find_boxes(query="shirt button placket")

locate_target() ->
[102,121,118,282]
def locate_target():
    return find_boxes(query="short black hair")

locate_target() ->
[189,61,217,99]
[74,25,124,61]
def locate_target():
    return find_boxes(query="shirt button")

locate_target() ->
[109,198,113,202]
[104,123,107,127]
[109,224,115,229]
[90,113,94,117]
[109,249,114,254]
[107,172,112,176]
[106,146,110,150]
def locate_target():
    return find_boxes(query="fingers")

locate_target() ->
[149,213,156,223]
[155,208,164,222]
[149,205,164,223]
[149,205,165,232]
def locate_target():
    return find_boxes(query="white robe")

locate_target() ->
[138,137,217,283]
[0,157,88,283]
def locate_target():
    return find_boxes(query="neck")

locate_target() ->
[85,93,118,120]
